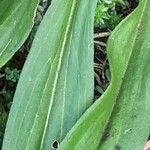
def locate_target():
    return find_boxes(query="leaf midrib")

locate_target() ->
[8,0,78,149]
[39,0,78,149]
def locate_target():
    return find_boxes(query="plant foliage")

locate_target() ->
[2,0,97,149]
[60,0,150,149]
[2,0,150,150]
[0,0,38,68]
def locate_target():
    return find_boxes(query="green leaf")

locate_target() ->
[0,0,39,68]
[2,0,97,149]
[60,0,150,149]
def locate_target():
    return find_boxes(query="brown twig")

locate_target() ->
[94,32,110,39]
[94,41,107,47]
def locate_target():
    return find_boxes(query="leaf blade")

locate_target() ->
[99,0,150,149]
[2,0,97,149]
[0,0,38,67]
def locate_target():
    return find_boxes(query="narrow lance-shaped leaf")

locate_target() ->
[0,0,39,67]
[2,0,97,149]
[60,0,150,149]
[99,0,150,149]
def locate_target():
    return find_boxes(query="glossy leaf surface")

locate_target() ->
[2,0,97,149]
[60,0,150,149]
[0,0,38,67]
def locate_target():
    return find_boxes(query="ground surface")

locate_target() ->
[0,0,138,147]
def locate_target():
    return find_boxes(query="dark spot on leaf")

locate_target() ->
[52,140,59,149]
[131,114,137,119]
[115,145,121,150]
